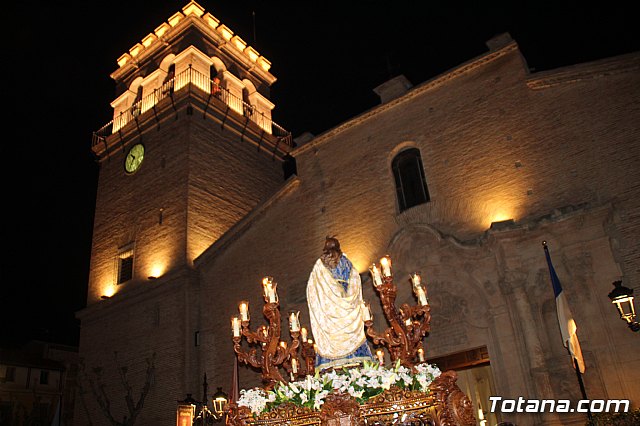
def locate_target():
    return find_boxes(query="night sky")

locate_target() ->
[2,1,637,347]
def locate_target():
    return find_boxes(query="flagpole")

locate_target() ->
[571,353,591,421]
[543,241,591,422]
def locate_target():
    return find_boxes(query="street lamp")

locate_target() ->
[195,375,229,424]
[180,375,228,425]
[177,394,198,426]
[608,280,640,332]
[212,387,229,420]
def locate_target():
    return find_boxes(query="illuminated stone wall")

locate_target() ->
[80,104,283,425]
[79,13,639,424]
[197,40,640,425]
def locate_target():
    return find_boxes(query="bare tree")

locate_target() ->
[78,352,156,426]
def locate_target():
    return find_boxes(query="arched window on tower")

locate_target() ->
[242,86,255,119]
[163,64,175,96]
[210,65,222,98]
[131,85,143,117]
[392,148,430,212]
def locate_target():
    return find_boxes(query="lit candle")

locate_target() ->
[261,325,268,338]
[300,327,308,342]
[280,341,287,350]
[262,277,272,302]
[262,277,278,303]
[380,256,392,277]
[231,316,241,337]
[239,301,249,321]
[478,407,485,421]
[362,301,372,321]
[370,264,383,286]
[416,287,428,306]
[405,318,412,327]
[418,348,425,362]
[291,358,298,374]
[410,273,421,288]
[376,349,384,365]
[289,311,300,332]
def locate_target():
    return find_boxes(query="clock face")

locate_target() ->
[124,143,145,174]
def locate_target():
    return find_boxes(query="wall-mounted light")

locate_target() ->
[608,280,639,332]
[489,218,515,231]
[149,263,165,280]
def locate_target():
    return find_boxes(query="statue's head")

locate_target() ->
[323,236,340,253]
[321,236,342,269]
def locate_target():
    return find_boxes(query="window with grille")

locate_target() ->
[117,246,134,284]
[392,148,430,212]
[4,366,15,382]
[39,370,49,385]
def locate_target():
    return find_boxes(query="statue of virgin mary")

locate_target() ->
[306,237,373,372]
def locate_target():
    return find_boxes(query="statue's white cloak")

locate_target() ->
[306,256,366,360]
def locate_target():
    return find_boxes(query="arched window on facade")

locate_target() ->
[392,148,430,212]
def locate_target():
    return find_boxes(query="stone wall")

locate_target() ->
[196,42,640,425]
[79,98,284,425]
[79,38,640,426]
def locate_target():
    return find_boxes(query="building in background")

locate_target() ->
[0,341,78,426]
[76,2,640,425]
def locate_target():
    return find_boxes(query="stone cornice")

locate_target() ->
[110,1,275,86]
[526,51,640,90]
[293,42,520,157]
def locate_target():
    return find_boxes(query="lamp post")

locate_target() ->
[608,280,640,332]
[177,394,198,426]
[184,375,228,425]
[212,387,229,420]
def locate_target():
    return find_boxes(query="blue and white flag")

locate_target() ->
[543,242,585,373]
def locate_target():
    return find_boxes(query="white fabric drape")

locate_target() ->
[306,256,366,359]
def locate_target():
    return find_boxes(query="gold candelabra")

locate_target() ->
[365,255,431,368]
[231,254,431,387]
[226,253,478,426]
[231,277,316,389]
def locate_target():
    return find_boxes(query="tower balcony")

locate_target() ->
[92,66,292,159]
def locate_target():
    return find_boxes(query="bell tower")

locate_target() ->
[86,1,291,304]
[77,3,292,424]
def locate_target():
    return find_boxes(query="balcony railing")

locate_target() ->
[92,67,292,149]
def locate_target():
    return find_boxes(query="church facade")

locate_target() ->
[76,2,640,425]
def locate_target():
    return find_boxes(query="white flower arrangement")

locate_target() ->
[237,360,441,416]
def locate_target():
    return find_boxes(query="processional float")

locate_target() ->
[227,254,476,426]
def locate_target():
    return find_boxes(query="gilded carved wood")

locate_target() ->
[227,370,475,426]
